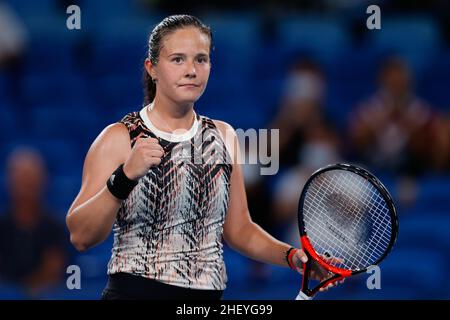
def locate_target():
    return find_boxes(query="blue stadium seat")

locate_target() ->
[37,279,108,300]
[0,73,8,100]
[0,283,27,300]
[418,50,450,109]
[88,12,160,76]
[23,36,77,73]
[367,16,442,76]
[81,0,145,24]
[330,46,382,84]
[5,0,57,20]
[200,89,271,130]
[250,44,289,82]
[202,13,261,47]
[412,175,450,213]
[14,3,87,73]
[21,71,90,104]
[396,214,450,253]
[0,106,18,143]
[223,245,252,286]
[420,50,450,81]
[112,105,140,124]
[379,247,448,299]
[249,76,284,119]
[89,37,147,77]
[89,74,142,112]
[201,13,261,79]
[47,174,81,220]
[29,104,101,143]
[278,16,351,68]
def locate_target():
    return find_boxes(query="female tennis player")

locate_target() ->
[66,15,339,300]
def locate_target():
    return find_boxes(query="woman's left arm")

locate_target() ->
[214,119,344,291]
[213,120,307,269]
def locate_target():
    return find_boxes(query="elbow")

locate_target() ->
[223,222,251,251]
[224,221,267,262]
[70,234,88,253]
[66,214,89,253]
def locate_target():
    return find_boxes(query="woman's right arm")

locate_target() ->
[66,123,163,252]
[66,123,130,252]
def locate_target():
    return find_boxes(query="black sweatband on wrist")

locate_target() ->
[106,164,139,200]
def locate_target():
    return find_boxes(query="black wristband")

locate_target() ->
[106,164,139,200]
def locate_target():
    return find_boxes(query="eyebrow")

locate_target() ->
[168,53,209,58]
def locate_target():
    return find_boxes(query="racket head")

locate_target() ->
[297,163,399,296]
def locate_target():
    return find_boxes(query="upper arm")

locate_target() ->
[67,123,131,215]
[213,120,253,245]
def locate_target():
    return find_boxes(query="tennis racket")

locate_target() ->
[295,163,398,300]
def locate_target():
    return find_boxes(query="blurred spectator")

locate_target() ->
[0,1,28,100]
[0,2,27,66]
[349,56,449,176]
[0,147,67,297]
[268,58,341,245]
[269,58,341,169]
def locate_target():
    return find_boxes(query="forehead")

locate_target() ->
[161,27,210,54]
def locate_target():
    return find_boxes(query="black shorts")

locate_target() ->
[101,272,224,300]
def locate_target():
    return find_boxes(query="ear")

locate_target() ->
[144,58,157,81]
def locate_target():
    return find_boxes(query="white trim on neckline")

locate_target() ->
[139,103,200,142]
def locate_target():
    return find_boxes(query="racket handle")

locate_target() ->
[295,290,312,300]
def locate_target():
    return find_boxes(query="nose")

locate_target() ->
[185,60,196,78]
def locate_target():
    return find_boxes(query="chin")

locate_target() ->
[176,93,203,105]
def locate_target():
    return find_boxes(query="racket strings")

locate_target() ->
[307,173,391,268]
[314,178,390,269]
[303,170,393,271]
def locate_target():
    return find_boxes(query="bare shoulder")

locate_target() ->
[85,122,131,168]
[82,122,131,178]
[95,122,129,143]
[212,119,237,138]
[212,119,239,163]
[68,123,131,214]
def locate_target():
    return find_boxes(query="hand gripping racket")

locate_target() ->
[295,163,398,300]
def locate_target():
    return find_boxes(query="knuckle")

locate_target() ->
[151,150,163,158]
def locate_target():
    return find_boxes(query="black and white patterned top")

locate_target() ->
[107,105,233,290]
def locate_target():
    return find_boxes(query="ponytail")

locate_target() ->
[142,68,156,105]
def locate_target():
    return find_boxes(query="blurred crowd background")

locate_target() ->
[0,0,449,299]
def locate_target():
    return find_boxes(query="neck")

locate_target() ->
[149,95,196,132]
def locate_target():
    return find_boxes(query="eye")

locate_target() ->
[197,57,208,64]
[172,57,183,64]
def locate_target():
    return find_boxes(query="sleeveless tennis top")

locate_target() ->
[107,105,233,290]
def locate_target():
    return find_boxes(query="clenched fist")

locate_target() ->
[123,137,164,181]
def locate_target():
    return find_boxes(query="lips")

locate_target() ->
[178,84,200,87]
